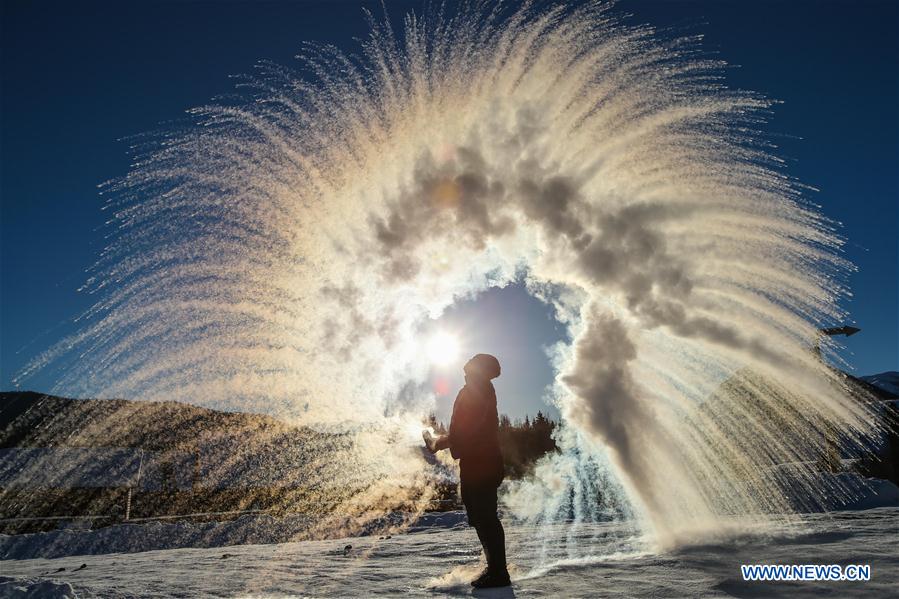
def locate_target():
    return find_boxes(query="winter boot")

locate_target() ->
[471,568,511,588]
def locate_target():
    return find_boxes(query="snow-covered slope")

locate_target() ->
[0,511,471,561]
[861,371,899,398]
[3,474,896,562]
[1,508,897,598]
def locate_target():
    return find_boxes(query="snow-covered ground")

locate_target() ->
[1,507,897,598]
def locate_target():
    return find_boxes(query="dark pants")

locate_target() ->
[460,478,506,573]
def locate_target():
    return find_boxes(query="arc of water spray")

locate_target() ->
[16,0,883,554]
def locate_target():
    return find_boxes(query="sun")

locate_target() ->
[426,331,459,366]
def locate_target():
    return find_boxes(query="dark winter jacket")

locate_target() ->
[449,379,504,487]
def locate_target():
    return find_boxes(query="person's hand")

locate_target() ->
[422,430,437,454]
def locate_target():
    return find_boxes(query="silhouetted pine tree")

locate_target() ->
[497,412,558,478]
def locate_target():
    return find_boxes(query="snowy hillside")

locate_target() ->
[861,371,899,398]
[1,508,897,598]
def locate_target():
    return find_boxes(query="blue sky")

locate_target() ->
[1,0,896,419]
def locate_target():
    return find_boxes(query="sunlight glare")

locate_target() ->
[427,331,459,366]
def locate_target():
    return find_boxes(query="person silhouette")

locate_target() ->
[424,353,510,588]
